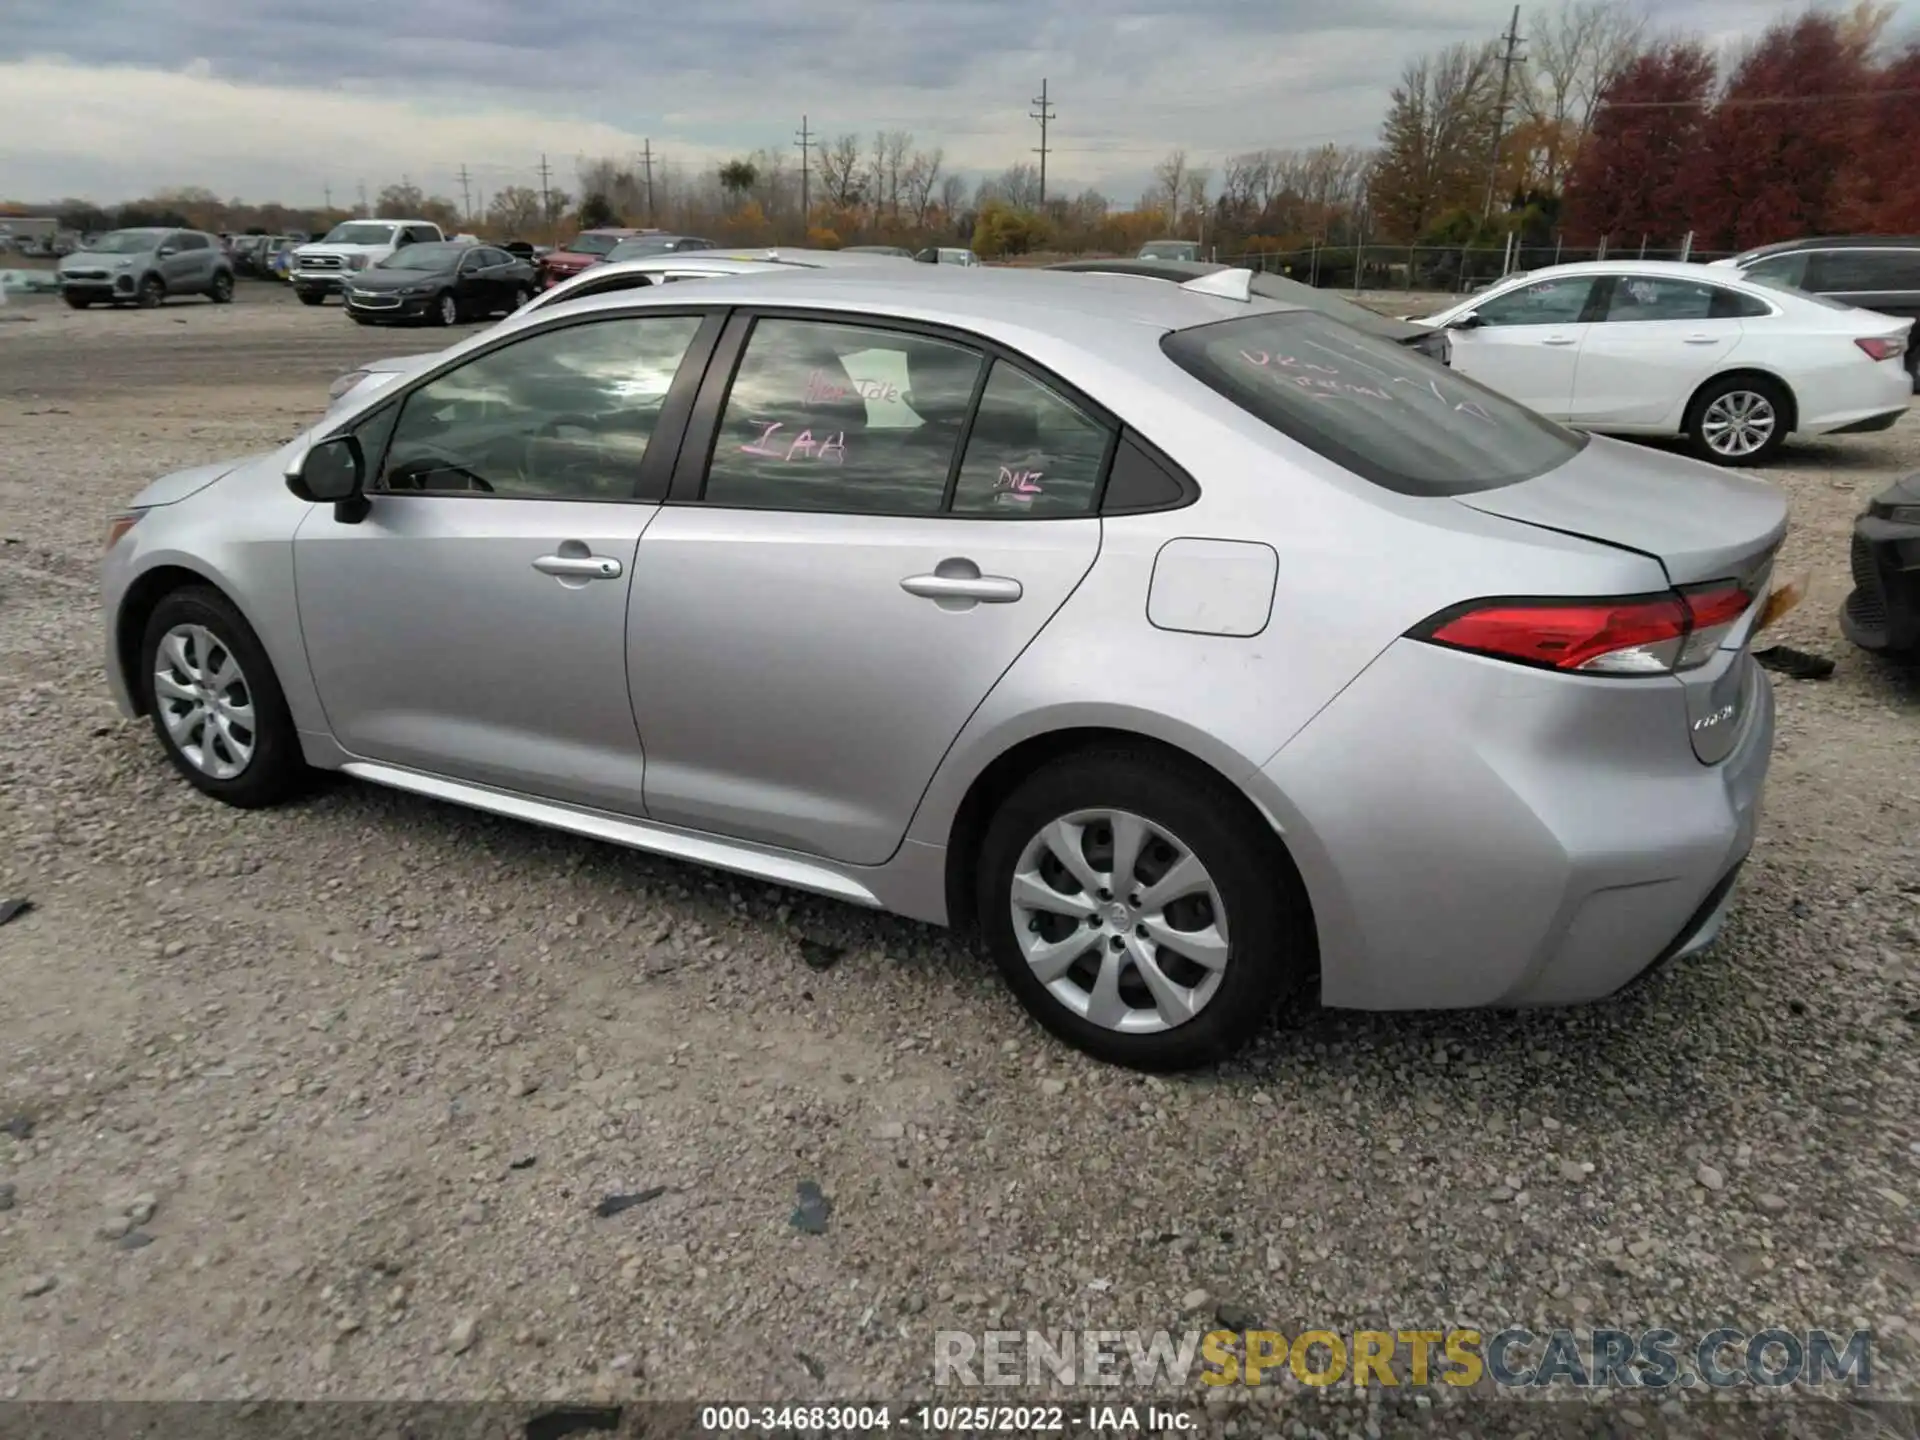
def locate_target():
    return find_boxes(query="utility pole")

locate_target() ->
[1030,79,1055,207]
[536,153,553,233]
[794,116,813,238]
[640,139,654,224]
[457,164,473,225]
[322,181,332,210]
[357,180,368,217]
[1481,6,1526,223]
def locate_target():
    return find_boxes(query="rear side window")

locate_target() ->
[1161,311,1586,498]
[1813,249,1920,291]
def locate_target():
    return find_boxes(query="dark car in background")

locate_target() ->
[1714,237,1920,389]
[843,245,914,258]
[1046,256,1451,364]
[1842,471,1920,660]
[343,241,537,326]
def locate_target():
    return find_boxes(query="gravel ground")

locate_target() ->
[0,296,1916,1438]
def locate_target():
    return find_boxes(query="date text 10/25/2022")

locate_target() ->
[698,1404,1197,1433]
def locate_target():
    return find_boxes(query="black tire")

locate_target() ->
[209,270,234,303]
[974,746,1314,1071]
[136,274,165,309]
[434,291,459,327]
[62,292,91,310]
[1684,373,1791,467]
[297,290,327,306]
[511,285,532,310]
[139,585,307,809]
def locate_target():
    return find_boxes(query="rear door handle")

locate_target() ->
[1541,336,1577,346]
[533,553,623,579]
[1684,335,1718,344]
[901,573,1022,603]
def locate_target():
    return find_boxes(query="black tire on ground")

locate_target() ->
[435,292,459,326]
[297,290,327,306]
[139,585,308,810]
[974,745,1315,1071]
[62,292,91,309]
[1684,372,1792,467]
[512,286,532,310]
[209,270,234,303]
[136,274,165,309]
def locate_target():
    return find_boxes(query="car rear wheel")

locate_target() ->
[136,275,165,309]
[139,586,307,809]
[1686,374,1789,466]
[435,292,459,326]
[209,271,234,303]
[63,292,91,309]
[975,747,1313,1071]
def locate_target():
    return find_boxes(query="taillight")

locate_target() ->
[1413,582,1754,675]
[1855,335,1907,362]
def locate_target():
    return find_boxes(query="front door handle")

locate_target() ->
[901,573,1023,603]
[533,553,623,580]
[1684,335,1718,344]
[1541,336,1578,346]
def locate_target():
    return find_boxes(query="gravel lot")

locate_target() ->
[0,284,1916,1436]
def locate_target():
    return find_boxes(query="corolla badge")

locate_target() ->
[1692,704,1737,733]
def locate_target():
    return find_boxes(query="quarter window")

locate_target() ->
[374,315,704,500]
[950,361,1113,516]
[701,318,985,514]
[1472,277,1596,326]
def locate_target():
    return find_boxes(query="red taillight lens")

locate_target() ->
[1856,335,1906,362]
[1415,582,1754,675]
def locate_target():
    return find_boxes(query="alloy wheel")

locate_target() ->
[1008,808,1230,1034]
[1700,390,1776,458]
[153,623,256,780]
[438,294,458,326]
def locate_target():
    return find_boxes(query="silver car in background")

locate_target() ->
[102,266,1788,1070]
[324,247,917,413]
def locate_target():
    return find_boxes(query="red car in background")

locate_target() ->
[538,228,651,288]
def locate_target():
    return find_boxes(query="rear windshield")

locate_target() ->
[1161,311,1586,497]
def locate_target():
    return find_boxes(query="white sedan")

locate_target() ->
[1412,260,1912,465]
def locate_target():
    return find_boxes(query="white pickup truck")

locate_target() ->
[291,219,444,305]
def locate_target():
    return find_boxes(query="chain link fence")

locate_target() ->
[1214,240,1742,295]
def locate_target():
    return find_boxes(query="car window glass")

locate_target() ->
[374,315,704,500]
[1601,276,1724,322]
[1744,252,1807,288]
[1813,250,1904,291]
[701,318,984,514]
[176,232,209,251]
[1472,278,1594,326]
[1709,288,1773,319]
[950,362,1112,517]
[1162,310,1585,498]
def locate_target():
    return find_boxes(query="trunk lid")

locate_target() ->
[1453,434,1787,588]
[1454,435,1789,766]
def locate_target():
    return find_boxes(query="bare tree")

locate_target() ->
[982,162,1042,210]
[938,172,967,217]
[1183,169,1211,237]
[1153,149,1188,220]
[1524,0,1648,189]
[819,134,865,209]
[487,186,543,234]
[904,147,944,226]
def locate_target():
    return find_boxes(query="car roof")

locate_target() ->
[1733,235,1920,260]
[534,263,1303,341]
[1048,257,1426,342]
[1488,258,1771,281]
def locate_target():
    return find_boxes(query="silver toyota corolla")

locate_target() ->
[101,266,1790,1070]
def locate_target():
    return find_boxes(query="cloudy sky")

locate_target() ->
[1,0,1908,208]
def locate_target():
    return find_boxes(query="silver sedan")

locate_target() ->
[102,266,1789,1070]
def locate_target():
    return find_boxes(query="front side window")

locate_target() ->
[1472,277,1597,327]
[1601,276,1750,322]
[174,232,210,252]
[701,318,985,514]
[950,362,1113,516]
[373,315,705,500]
[1162,311,1586,498]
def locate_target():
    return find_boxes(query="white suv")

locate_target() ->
[292,219,444,305]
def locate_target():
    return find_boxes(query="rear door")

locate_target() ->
[627,311,1109,864]
[1566,275,1751,427]
[1444,276,1601,419]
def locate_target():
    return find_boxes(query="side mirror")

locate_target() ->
[156,247,177,259]
[287,435,370,521]
[1448,312,1483,331]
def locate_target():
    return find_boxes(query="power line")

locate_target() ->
[794,115,812,235]
[1030,78,1056,206]
[1482,5,1525,222]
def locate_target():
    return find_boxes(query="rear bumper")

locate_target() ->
[1257,638,1772,1010]
[1841,515,1920,653]
[1798,374,1912,435]
[1825,407,1908,436]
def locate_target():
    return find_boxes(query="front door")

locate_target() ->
[1444,275,1600,420]
[628,314,1110,865]
[1565,274,1748,427]
[294,310,715,814]
[160,231,204,292]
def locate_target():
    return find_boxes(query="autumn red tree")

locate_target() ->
[1687,12,1875,250]
[1561,41,1717,248]
[1833,39,1920,232]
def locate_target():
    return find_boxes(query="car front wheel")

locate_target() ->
[139,586,307,808]
[209,270,234,303]
[975,746,1313,1071]
[1686,374,1790,466]
[136,274,165,308]
[435,292,459,326]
